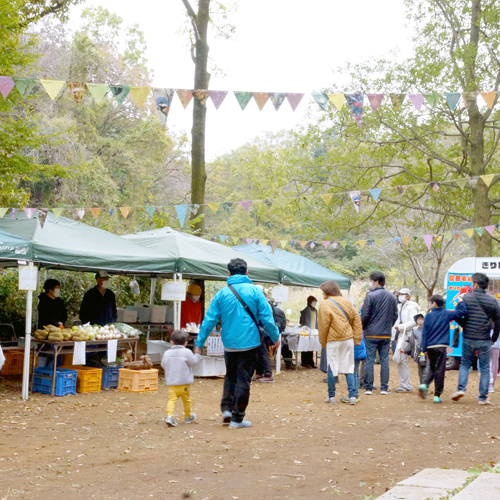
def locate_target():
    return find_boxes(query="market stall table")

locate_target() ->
[31,338,139,396]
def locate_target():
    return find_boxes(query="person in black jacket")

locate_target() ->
[79,271,117,326]
[452,272,500,405]
[360,271,398,395]
[38,279,68,329]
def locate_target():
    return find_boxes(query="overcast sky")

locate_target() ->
[72,0,413,160]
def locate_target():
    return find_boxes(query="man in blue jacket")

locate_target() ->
[195,258,279,428]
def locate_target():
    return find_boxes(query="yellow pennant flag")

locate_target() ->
[129,86,150,107]
[119,207,131,218]
[39,79,66,100]
[321,193,334,206]
[480,174,495,187]
[208,202,221,214]
[402,236,411,245]
[339,241,348,248]
[375,239,383,247]
[436,236,442,242]
[358,240,367,249]
[260,239,269,247]
[464,229,474,238]
[90,207,101,219]
[413,184,425,194]
[299,241,308,249]
[327,93,346,111]
[52,208,64,218]
[480,91,497,109]
[280,240,288,249]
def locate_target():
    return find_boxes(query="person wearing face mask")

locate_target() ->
[79,271,117,326]
[38,279,68,329]
[299,296,319,368]
[180,284,203,329]
[393,288,420,393]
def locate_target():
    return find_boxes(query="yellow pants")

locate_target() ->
[166,384,192,418]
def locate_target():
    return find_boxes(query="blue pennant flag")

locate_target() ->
[369,188,382,202]
[219,235,226,243]
[174,205,188,228]
[145,206,156,217]
[446,92,461,111]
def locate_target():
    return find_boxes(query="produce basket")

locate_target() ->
[61,365,103,393]
[32,367,78,396]
[117,368,158,393]
[101,366,122,390]
[0,349,34,376]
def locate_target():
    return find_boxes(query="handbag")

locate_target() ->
[228,285,267,342]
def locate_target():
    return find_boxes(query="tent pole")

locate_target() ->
[174,273,182,330]
[33,267,41,330]
[22,263,35,401]
[147,278,156,342]
[275,302,282,375]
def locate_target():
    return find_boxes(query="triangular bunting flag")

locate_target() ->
[284,93,304,112]
[345,93,364,128]
[480,91,497,109]
[464,229,474,238]
[269,92,285,111]
[119,207,131,218]
[424,93,440,108]
[436,236,442,242]
[145,206,156,217]
[396,185,407,196]
[339,241,348,249]
[413,184,425,193]
[219,235,226,243]
[480,174,495,187]
[245,238,254,245]
[0,208,8,219]
[312,93,329,110]
[322,241,330,249]
[90,208,101,219]
[108,208,115,216]
[0,76,15,99]
[270,240,279,254]
[444,232,452,241]
[280,240,288,249]
[299,241,307,249]
[454,231,460,240]
[40,79,66,100]
[221,202,233,213]
[208,202,221,214]
[454,179,467,189]
[260,239,269,247]
[321,193,334,206]
[176,89,193,109]
[331,242,338,249]
[109,85,130,105]
[86,83,108,103]
[402,236,411,245]
[37,209,47,228]
[68,82,87,103]
[252,92,269,111]
[240,200,252,212]
[475,227,484,237]
[129,86,150,107]
[52,208,64,218]
[174,205,188,228]
[369,188,382,201]
[430,182,440,193]
[234,91,253,110]
[393,237,402,245]
[408,93,424,111]
[194,89,209,105]
[8,208,18,219]
[309,241,315,249]
[446,92,461,111]
[327,93,345,111]
[13,78,36,99]
[390,93,406,110]
[349,191,362,213]
[423,234,433,251]
[375,239,383,247]
[367,93,385,112]
[208,90,228,109]
[24,208,36,219]
[485,225,495,235]
[152,88,175,127]
[77,209,85,219]
[190,204,200,215]
[358,240,366,249]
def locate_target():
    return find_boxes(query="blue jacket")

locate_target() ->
[354,337,367,360]
[360,287,398,337]
[421,302,467,352]
[196,274,279,350]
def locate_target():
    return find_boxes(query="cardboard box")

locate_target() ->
[150,305,167,323]
[117,308,138,323]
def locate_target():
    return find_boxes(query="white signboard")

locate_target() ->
[206,336,224,356]
[161,281,187,301]
[18,266,37,291]
[272,286,289,303]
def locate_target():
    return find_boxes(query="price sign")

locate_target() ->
[18,266,37,291]
[272,286,289,303]
[161,281,187,301]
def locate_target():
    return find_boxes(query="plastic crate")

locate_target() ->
[32,367,78,396]
[101,366,122,390]
[61,365,103,393]
[117,368,158,393]
[193,356,226,377]
[0,349,34,375]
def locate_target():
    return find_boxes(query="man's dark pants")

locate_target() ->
[221,347,258,423]
[365,337,390,392]
[255,338,273,377]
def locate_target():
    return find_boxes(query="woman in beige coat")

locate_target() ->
[318,280,363,405]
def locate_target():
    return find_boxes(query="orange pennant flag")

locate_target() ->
[176,89,193,109]
[299,241,307,249]
[480,91,497,109]
[252,92,269,111]
[402,236,411,245]
[90,208,101,219]
[119,207,131,218]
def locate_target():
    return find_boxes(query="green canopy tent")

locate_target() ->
[123,227,282,283]
[233,242,351,289]
[0,229,33,262]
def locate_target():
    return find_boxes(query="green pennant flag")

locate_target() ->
[339,241,348,249]
[0,208,7,219]
[444,232,452,241]
[14,78,37,98]
[475,227,484,237]
[424,92,440,108]
[52,208,64,218]
[274,198,289,209]
[234,91,253,110]
[109,85,130,105]
[280,240,288,249]
[454,179,467,189]
[86,83,109,103]
[390,93,406,110]
[375,239,383,247]
[145,206,156,217]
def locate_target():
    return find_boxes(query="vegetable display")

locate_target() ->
[33,323,139,342]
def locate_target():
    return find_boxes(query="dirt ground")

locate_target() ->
[1,360,499,500]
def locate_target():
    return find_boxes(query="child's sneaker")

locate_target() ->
[258,376,275,383]
[380,389,391,395]
[433,396,443,404]
[479,398,492,405]
[165,416,178,427]
[229,420,252,428]
[419,384,428,399]
[184,413,197,424]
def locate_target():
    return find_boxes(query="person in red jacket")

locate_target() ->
[180,284,202,328]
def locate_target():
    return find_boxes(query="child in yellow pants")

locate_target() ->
[161,330,201,427]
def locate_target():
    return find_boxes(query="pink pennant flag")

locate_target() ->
[367,94,385,112]
[208,90,228,110]
[24,208,36,219]
[285,93,304,112]
[245,238,254,245]
[240,200,252,212]
[0,77,15,99]
[408,94,424,111]
[485,225,495,235]
[322,241,330,249]
[423,234,434,251]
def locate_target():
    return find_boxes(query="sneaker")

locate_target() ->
[325,397,336,404]
[380,389,392,395]
[433,396,443,404]
[395,387,412,393]
[489,385,495,393]
[340,397,349,404]
[252,374,263,381]
[229,420,252,428]
[479,399,492,405]
[165,416,178,427]
[222,410,232,425]
[258,376,275,383]
[451,391,465,401]
[349,397,357,405]
[364,390,372,395]
[184,413,197,424]
[419,384,428,400]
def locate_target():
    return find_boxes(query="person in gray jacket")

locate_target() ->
[162,330,201,427]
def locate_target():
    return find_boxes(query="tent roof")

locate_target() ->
[123,227,281,283]
[0,213,174,275]
[0,229,33,262]
[233,243,351,289]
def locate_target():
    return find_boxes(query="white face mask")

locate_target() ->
[101,280,110,290]
[369,282,375,291]
[191,295,201,303]
[53,288,61,298]
[398,295,407,303]
[311,301,318,308]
